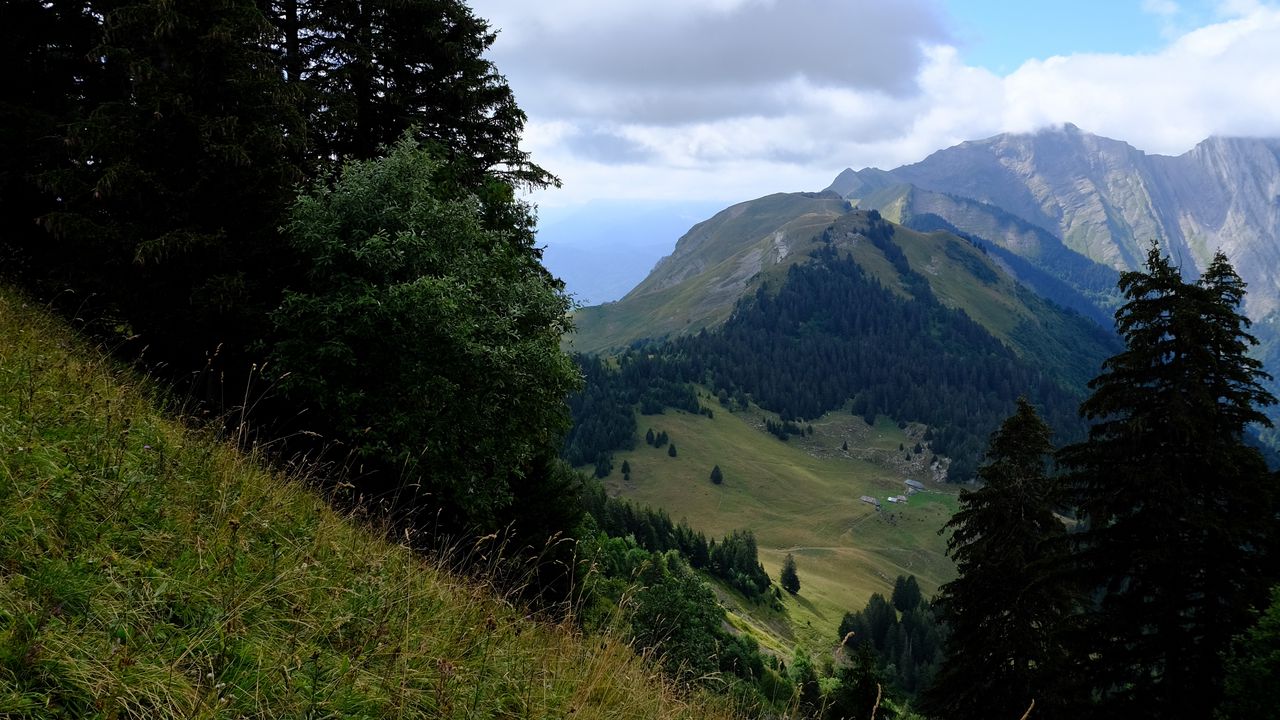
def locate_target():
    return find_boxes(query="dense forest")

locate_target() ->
[567,214,1090,482]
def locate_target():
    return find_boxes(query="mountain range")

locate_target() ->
[571,126,1280,435]
[828,124,1280,321]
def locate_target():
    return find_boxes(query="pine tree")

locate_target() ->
[645,428,655,446]
[827,642,896,720]
[268,0,554,186]
[1058,248,1276,718]
[922,398,1074,720]
[667,443,677,457]
[709,465,723,484]
[781,553,800,594]
[36,0,305,372]
[620,460,631,475]
[891,575,922,613]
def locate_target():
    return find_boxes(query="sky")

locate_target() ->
[466,0,1280,303]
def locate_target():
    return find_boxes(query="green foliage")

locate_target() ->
[710,465,724,485]
[789,649,823,714]
[891,575,922,613]
[1059,248,1277,717]
[627,553,725,680]
[825,642,897,720]
[1219,586,1280,719]
[922,399,1074,720]
[579,482,712,570]
[668,443,678,457]
[572,527,783,708]
[268,137,578,526]
[839,577,943,699]
[2,0,572,538]
[709,530,772,598]
[271,0,553,187]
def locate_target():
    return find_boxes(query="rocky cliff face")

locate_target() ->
[829,125,1280,317]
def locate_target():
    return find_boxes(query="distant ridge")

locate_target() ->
[828,125,1280,320]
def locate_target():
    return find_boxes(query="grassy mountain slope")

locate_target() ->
[572,201,1116,397]
[0,286,739,720]
[601,399,958,655]
[858,183,1121,315]
[569,192,849,353]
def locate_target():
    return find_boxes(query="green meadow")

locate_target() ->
[600,398,959,654]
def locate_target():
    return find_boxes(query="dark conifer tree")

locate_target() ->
[891,575,922,613]
[709,465,723,484]
[1058,248,1276,718]
[826,642,896,720]
[922,398,1073,720]
[30,0,306,372]
[781,553,800,594]
[645,428,656,446]
[668,443,677,457]
[267,0,554,187]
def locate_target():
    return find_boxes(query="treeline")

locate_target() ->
[563,352,701,468]
[678,219,1087,481]
[837,576,944,697]
[574,482,796,710]
[764,417,811,441]
[567,213,1089,481]
[581,483,774,601]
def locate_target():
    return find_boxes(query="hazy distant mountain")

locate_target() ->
[537,199,727,305]
[828,124,1280,321]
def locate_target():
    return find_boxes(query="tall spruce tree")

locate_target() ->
[922,398,1074,720]
[1058,247,1277,718]
[38,0,305,372]
[267,0,554,187]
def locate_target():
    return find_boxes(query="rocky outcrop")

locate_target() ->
[829,125,1280,317]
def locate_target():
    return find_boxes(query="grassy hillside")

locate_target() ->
[601,399,958,654]
[569,193,849,353]
[0,286,741,720]
[571,199,1116,399]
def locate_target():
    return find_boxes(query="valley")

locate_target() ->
[597,398,958,653]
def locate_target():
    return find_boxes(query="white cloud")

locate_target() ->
[999,7,1280,154]
[468,0,1280,209]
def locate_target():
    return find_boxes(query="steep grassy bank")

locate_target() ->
[0,286,740,719]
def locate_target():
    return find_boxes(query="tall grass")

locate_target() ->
[0,285,742,719]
